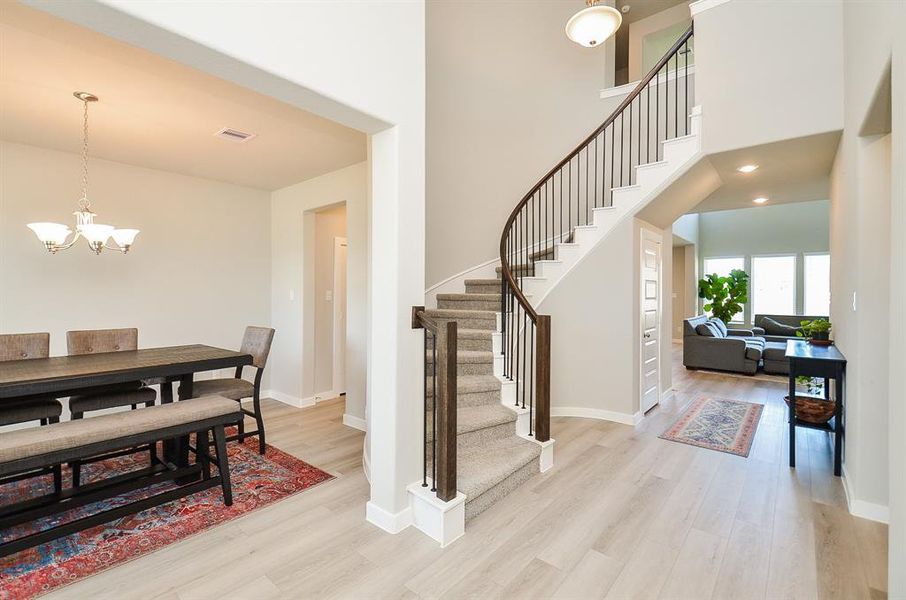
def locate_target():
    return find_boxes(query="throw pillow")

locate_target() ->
[761,316,800,336]
[695,323,718,337]
[709,318,729,337]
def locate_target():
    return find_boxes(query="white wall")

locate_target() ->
[542,218,672,423]
[0,140,270,358]
[270,162,367,424]
[426,0,622,288]
[34,0,427,526]
[829,2,905,590]
[694,0,844,154]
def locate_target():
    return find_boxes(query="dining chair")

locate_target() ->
[181,326,275,454]
[0,332,63,493]
[66,328,157,485]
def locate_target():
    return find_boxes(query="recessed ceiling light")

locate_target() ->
[621,5,631,13]
[753,197,768,204]
[737,164,758,173]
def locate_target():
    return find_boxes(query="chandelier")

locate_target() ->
[27,92,139,254]
[565,0,623,48]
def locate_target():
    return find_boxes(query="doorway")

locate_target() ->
[640,230,662,413]
[332,237,348,396]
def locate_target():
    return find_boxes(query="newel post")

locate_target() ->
[535,315,551,443]
[435,320,458,501]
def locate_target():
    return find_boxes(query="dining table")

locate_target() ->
[0,344,253,474]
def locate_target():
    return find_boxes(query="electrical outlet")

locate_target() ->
[852,291,857,311]
[289,289,295,301]
[326,290,333,302]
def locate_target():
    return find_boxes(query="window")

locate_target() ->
[804,253,831,316]
[752,255,796,315]
[702,257,745,322]
[702,257,744,278]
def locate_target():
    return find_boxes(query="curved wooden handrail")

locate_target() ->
[498,24,694,320]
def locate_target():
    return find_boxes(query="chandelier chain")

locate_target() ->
[79,98,90,211]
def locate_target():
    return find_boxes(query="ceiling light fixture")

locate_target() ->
[753,197,768,204]
[27,92,139,255]
[737,164,759,173]
[566,0,623,48]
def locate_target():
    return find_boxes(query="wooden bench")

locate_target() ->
[0,395,241,558]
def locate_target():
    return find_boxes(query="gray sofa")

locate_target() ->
[753,314,828,374]
[682,315,766,375]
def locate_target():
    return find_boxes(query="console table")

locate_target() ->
[786,339,847,476]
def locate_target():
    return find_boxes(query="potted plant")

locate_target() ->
[798,318,832,345]
[697,269,749,324]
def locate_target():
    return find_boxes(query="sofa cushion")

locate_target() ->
[761,316,801,337]
[695,322,720,337]
[744,341,764,361]
[709,318,729,337]
[762,341,788,361]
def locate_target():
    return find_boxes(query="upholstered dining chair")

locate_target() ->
[66,328,157,485]
[0,332,63,493]
[181,326,275,454]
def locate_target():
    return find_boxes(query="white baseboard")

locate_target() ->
[842,465,890,523]
[551,406,642,426]
[343,413,367,431]
[366,501,413,534]
[262,389,313,408]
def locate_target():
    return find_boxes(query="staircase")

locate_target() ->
[411,25,697,539]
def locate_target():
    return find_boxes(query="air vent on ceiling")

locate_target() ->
[214,127,257,143]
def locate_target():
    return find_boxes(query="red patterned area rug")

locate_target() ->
[0,434,334,599]
[660,397,764,457]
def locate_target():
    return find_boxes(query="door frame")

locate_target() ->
[332,236,348,397]
[639,228,663,414]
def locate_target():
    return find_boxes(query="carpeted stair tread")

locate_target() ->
[426,374,501,398]
[426,349,493,364]
[437,293,501,301]
[422,308,496,319]
[464,278,502,287]
[425,404,516,441]
[456,435,541,502]
[457,328,495,339]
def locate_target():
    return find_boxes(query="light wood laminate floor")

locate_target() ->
[44,348,887,599]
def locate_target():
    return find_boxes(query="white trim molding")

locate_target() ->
[689,0,731,16]
[262,389,312,408]
[343,413,367,431]
[842,465,890,524]
[407,480,466,547]
[550,406,643,426]
[365,501,413,534]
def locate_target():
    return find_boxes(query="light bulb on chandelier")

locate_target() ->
[26,92,139,254]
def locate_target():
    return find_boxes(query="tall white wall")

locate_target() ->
[830,4,905,589]
[426,0,622,288]
[694,0,844,154]
[0,140,270,358]
[270,163,367,424]
[542,218,672,423]
[31,0,427,529]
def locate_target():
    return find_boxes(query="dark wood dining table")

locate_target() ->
[0,344,252,471]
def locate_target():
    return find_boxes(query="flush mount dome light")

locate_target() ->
[566,0,623,48]
[737,164,759,173]
[753,197,769,204]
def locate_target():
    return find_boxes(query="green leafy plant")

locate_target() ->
[797,318,832,340]
[697,269,749,324]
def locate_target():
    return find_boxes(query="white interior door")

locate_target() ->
[641,235,661,413]
[332,237,348,396]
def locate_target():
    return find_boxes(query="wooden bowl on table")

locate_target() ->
[784,394,835,424]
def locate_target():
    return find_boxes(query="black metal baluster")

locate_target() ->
[656,67,659,160]
[675,52,678,139]
[610,122,615,206]
[529,321,534,436]
[521,310,527,409]
[422,327,428,488]
[620,112,624,188]
[647,84,651,164]
[685,40,689,135]
[431,331,436,492]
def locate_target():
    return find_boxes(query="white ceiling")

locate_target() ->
[0,3,366,191]
[689,131,841,213]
